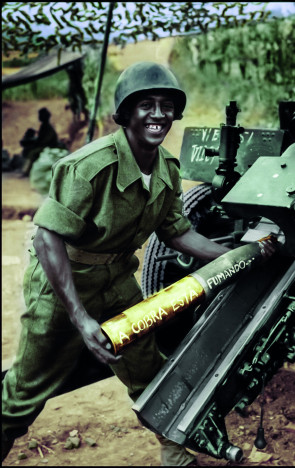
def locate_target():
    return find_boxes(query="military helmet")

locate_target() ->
[114,62,186,121]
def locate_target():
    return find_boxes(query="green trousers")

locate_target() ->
[2,249,194,466]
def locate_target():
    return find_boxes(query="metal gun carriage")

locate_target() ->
[130,100,295,462]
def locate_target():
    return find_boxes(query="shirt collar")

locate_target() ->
[156,146,174,190]
[113,127,142,192]
[113,127,173,192]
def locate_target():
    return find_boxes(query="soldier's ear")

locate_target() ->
[112,113,121,125]
[112,110,131,127]
[122,110,131,125]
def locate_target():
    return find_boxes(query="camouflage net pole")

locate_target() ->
[85,2,114,144]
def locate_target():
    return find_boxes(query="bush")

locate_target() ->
[82,46,121,122]
[2,70,69,100]
[169,16,295,128]
[3,56,36,67]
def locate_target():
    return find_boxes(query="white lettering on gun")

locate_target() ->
[120,289,200,343]
[191,145,215,165]
[207,259,254,289]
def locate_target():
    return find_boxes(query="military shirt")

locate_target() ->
[33,127,191,253]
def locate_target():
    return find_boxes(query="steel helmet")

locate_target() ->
[114,61,186,121]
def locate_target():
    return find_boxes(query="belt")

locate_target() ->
[65,243,135,265]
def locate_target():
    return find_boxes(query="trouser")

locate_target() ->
[2,250,195,465]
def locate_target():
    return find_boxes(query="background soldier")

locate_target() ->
[21,107,59,176]
[65,60,89,123]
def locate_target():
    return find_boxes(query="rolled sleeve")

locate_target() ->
[155,178,191,243]
[33,162,93,240]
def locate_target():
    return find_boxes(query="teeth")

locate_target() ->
[146,124,162,131]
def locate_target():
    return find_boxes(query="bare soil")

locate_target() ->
[2,40,295,467]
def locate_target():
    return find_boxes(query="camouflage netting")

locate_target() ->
[30,147,69,195]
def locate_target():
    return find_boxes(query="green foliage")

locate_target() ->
[2,2,271,57]
[82,47,120,121]
[169,16,295,128]
[2,56,36,67]
[2,69,69,100]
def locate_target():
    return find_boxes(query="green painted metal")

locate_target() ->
[179,127,285,182]
[222,145,295,257]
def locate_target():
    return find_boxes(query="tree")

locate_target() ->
[2,2,271,58]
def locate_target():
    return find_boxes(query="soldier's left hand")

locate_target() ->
[258,236,278,259]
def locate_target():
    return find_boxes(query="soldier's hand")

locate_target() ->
[258,235,278,259]
[79,316,122,365]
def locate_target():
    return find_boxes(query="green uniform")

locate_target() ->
[33,126,190,250]
[2,127,194,465]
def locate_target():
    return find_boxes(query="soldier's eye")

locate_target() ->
[140,101,152,109]
[163,102,174,110]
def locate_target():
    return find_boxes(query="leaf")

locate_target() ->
[125,9,131,23]
[89,23,100,34]
[249,447,273,463]
[19,9,32,22]
[1,1,284,57]
[49,9,63,29]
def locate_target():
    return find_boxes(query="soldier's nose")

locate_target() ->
[151,104,164,118]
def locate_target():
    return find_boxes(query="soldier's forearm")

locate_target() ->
[166,228,230,261]
[33,227,121,364]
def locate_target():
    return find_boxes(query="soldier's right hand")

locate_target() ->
[78,316,122,365]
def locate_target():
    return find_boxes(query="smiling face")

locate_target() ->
[125,92,175,153]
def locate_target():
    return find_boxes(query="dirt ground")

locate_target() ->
[2,40,295,467]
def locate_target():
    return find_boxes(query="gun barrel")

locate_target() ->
[101,236,278,354]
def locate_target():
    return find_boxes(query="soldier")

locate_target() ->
[2,62,231,466]
[65,60,89,123]
[21,107,59,176]
[2,141,11,172]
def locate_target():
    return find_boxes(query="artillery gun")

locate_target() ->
[129,100,295,462]
[3,100,294,463]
